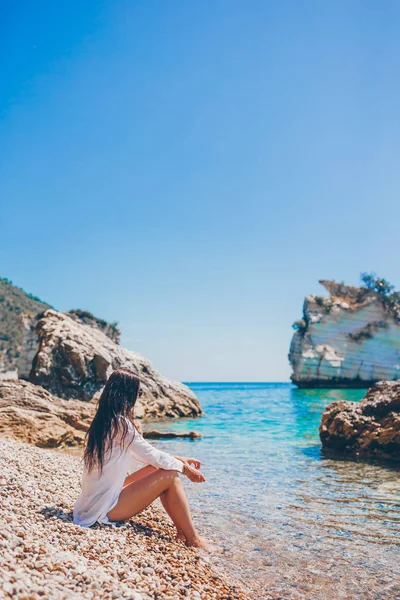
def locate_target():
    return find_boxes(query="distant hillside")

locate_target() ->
[0,277,120,377]
[0,278,51,374]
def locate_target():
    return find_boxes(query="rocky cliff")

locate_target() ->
[0,278,201,420]
[30,310,201,419]
[0,278,120,379]
[319,380,400,461]
[289,280,400,388]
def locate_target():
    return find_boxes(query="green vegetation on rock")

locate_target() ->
[361,272,400,321]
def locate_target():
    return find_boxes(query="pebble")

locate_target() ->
[0,437,250,600]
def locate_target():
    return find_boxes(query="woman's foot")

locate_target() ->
[186,535,219,553]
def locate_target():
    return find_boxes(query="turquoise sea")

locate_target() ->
[146,383,400,600]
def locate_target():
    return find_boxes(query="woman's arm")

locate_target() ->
[123,461,206,486]
[120,418,205,482]
[125,423,185,472]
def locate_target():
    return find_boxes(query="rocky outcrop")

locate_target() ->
[289,280,400,388]
[319,380,400,460]
[0,379,201,448]
[0,279,202,422]
[0,379,96,448]
[0,277,123,378]
[30,310,201,419]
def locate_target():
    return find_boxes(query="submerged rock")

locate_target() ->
[30,310,201,419]
[142,430,202,439]
[0,379,95,448]
[289,280,400,388]
[319,380,400,460]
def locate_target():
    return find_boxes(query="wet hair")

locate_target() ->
[83,368,141,473]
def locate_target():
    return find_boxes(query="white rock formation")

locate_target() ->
[289,280,400,387]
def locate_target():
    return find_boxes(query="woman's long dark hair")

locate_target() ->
[84,368,141,473]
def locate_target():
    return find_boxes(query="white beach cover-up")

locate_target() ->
[73,416,184,528]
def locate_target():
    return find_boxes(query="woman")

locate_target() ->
[73,368,209,549]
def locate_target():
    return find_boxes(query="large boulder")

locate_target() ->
[319,380,400,460]
[0,379,96,448]
[30,310,201,419]
[0,276,124,378]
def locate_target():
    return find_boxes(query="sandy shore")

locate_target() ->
[0,437,250,600]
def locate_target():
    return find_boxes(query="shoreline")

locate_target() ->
[0,436,251,600]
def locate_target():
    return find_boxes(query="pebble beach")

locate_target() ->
[0,437,250,600]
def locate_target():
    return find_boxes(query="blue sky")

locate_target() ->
[1,1,400,381]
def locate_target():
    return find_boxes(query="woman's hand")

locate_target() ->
[182,463,206,483]
[174,456,201,469]
[185,457,201,469]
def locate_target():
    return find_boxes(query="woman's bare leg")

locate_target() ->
[124,467,187,541]
[159,487,214,550]
[159,490,186,542]
[106,468,203,547]
[125,467,187,540]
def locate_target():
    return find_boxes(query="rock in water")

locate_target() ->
[143,430,202,439]
[289,280,400,388]
[30,310,201,419]
[0,379,95,447]
[319,380,400,460]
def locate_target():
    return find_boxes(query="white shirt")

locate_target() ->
[73,416,184,527]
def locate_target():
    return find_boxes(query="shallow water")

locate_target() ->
[147,383,400,600]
